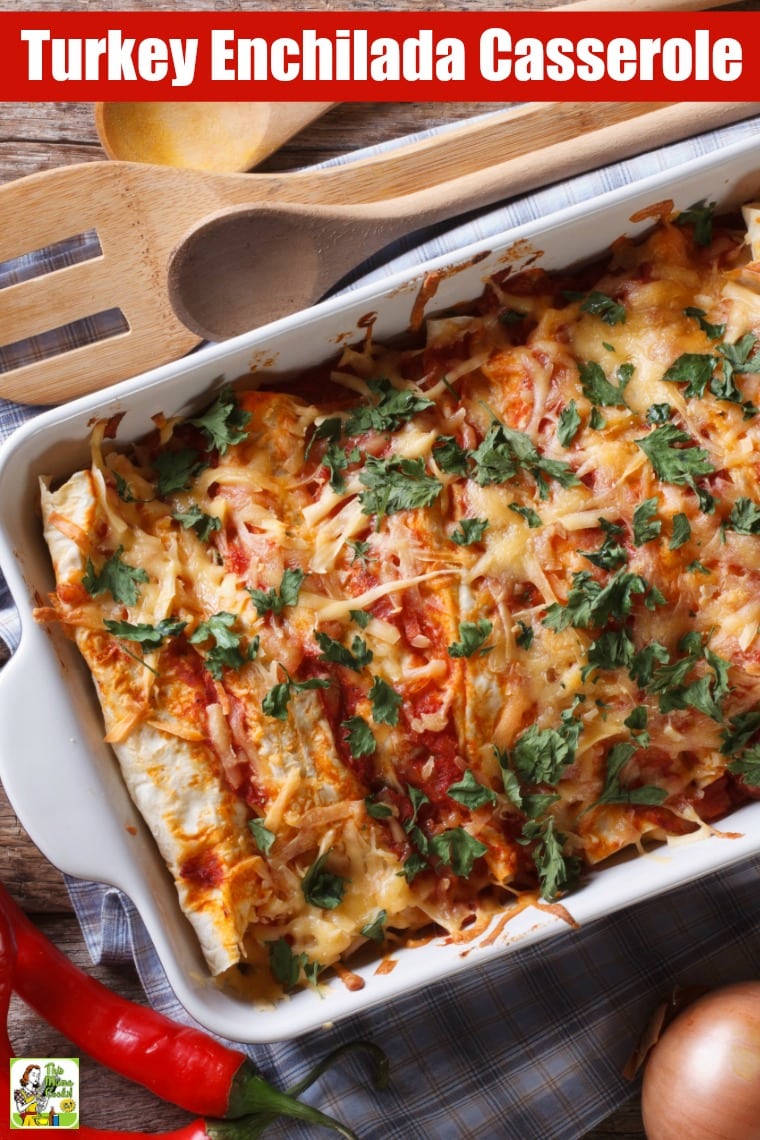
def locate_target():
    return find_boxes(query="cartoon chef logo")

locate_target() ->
[9,1058,79,1129]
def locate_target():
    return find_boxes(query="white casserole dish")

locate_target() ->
[2,134,760,1044]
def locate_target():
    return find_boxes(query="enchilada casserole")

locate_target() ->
[36,198,760,998]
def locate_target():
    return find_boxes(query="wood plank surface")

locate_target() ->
[1,1,758,1135]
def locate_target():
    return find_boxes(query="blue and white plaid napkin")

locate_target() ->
[4,110,760,1140]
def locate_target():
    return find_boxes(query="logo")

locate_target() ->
[9,1058,79,1129]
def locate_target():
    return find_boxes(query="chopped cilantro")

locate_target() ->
[578,360,631,408]
[316,631,373,670]
[342,715,377,757]
[448,619,493,659]
[669,512,692,550]
[301,850,348,910]
[154,448,204,497]
[365,797,393,820]
[727,497,760,535]
[684,306,725,341]
[519,815,580,901]
[635,422,714,490]
[451,517,489,546]
[468,421,579,499]
[368,676,403,726]
[557,400,582,447]
[344,378,434,436]
[728,746,760,787]
[103,617,186,645]
[262,668,331,720]
[82,547,149,605]
[248,818,276,855]
[515,620,534,649]
[632,498,662,546]
[173,504,222,542]
[360,910,387,943]
[447,769,498,810]
[580,519,628,571]
[347,539,371,564]
[358,455,442,523]
[189,611,257,679]
[188,385,251,454]
[350,608,371,629]
[544,569,664,633]
[674,200,715,246]
[662,353,716,398]
[592,741,668,808]
[510,722,576,786]
[248,568,305,617]
[647,403,672,425]
[433,436,470,476]
[428,828,488,878]
[578,290,626,326]
[268,938,321,990]
[509,503,542,528]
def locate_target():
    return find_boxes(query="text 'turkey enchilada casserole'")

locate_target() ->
[36,197,760,1000]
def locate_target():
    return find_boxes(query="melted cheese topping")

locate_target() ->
[37,203,760,998]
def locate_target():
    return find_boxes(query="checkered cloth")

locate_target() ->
[4,111,760,1140]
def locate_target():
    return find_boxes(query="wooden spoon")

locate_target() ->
[167,100,760,344]
[95,101,335,172]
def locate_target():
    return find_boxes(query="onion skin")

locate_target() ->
[641,981,760,1140]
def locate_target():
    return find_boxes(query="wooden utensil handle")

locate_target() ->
[554,0,735,10]
[376,100,760,233]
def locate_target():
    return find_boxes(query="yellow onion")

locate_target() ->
[641,981,760,1140]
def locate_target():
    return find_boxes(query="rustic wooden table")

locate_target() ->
[1,0,757,1136]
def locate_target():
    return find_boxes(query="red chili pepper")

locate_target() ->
[0,884,387,1137]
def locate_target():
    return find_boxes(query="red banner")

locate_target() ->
[1,10,757,101]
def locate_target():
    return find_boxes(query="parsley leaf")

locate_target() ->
[428,828,488,878]
[316,631,373,670]
[674,200,715,246]
[727,745,760,786]
[433,436,470,476]
[578,290,626,326]
[82,547,149,605]
[580,519,628,571]
[262,667,331,720]
[669,512,692,550]
[519,816,580,901]
[248,568,305,617]
[510,709,582,786]
[451,517,489,546]
[189,385,251,454]
[632,498,662,545]
[358,455,442,523]
[173,504,222,542]
[544,569,664,633]
[189,612,257,679]
[360,910,387,943]
[592,741,668,808]
[662,353,716,398]
[103,617,186,645]
[578,361,631,407]
[448,619,493,658]
[557,400,582,447]
[469,422,579,499]
[301,850,348,910]
[342,715,377,758]
[447,770,498,810]
[268,938,321,990]
[684,306,725,341]
[368,676,403,726]
[515,620,534,649]
[635,422,714,489]
[509,503,542,528]
[248,818,276,855]
[344,378,434,436]
[154,448,204,497]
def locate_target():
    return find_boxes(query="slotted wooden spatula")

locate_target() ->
[0,100,756,405]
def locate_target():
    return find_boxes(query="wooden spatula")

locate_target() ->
[0,100,756,405]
